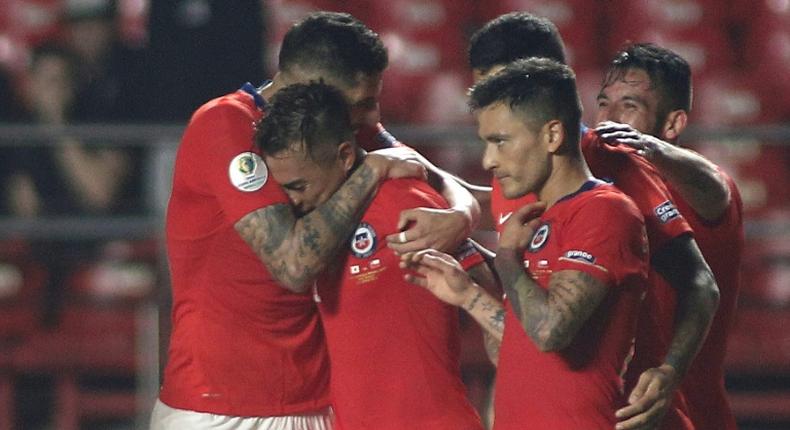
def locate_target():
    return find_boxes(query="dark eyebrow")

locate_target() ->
[482,132,510,142]
[621,95,648,106]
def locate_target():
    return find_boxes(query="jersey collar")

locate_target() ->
[240,81,271,111]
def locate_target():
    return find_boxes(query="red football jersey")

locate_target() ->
[160,88,330,416]
[316,178,484,430]
[676,169,743,430]
[494,181,649,430]
[582,131,695,429]
[489,179,538,233]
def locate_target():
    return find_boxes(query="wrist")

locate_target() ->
[362,154,386,182]
[496,247,522,262]
[658,363,680,385]
[461,284,484,311]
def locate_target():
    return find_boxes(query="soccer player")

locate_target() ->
[408,57,651,429]
[595,43,744,430]
[466,13,720,430]
[151,13,429,430]
[256,81,487,430]
[266,12,480,253]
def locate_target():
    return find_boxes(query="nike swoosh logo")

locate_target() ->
[498,212,513,225]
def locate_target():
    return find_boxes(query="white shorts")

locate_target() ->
[149,399,333,430]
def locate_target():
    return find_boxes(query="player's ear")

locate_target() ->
[662,109,687,141]
[544,120,565,154]
[337,141,356,173]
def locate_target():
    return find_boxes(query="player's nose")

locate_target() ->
[481,143,498,172]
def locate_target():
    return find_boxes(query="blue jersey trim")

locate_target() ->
[240,81,270,110]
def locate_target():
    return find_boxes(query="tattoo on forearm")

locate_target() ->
[483,331,501,366]
[465,291,483,312]
[665,286,717,377]
[235,163,378,290]
[495,248,607,351]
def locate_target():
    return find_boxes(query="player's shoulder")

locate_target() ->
[189,90,257,125]
[376,178,446,209]
[574,182,644,222]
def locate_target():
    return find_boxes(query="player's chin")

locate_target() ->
[501,180,526,199]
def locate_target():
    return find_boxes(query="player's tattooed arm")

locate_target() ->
[495,249,609,352]
[616,235,719,430]
[482,306,505,366]
[236,155,425,293]
[653,234,719,378]
[596,121,730,221]
[401,249,504,365]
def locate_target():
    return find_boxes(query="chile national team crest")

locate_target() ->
[351,222,377,258]
[528,223,550,252]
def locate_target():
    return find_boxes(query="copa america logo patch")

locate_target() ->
[350,222,377,258]
[228,152,268,192]
[528,224,550,252]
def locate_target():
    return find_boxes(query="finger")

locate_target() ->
[617,376,663,419]
[525,219,541,231]
[616,398,665,430]
[594,121,626,132]
[395,209,417,232]
[386,229,410,244]
[512,201,547,223]
[416,252,457,273]
[628,372,653,404]
[403,273,428,288]
[598,130,637,140]
[615,398,650,420]
[388,237,430,254]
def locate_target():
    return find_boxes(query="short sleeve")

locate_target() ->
[611,153,693,255]
[554,192,649,287]
[182,99,289,224]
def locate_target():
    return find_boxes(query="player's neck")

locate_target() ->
[260,72,286,102]
[538,157,594,208]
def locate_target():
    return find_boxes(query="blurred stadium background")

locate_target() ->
[0,0,788,428]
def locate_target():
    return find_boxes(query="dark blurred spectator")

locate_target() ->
[5,43,135,216]
[62,0,149,122]
[147,0,266,120]
[3,43,142,330]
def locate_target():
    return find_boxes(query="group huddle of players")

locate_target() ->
[150,9,743,430]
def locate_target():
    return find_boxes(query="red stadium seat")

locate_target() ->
[365,0,475,69]
[738,1,790,115]
[11,239,158,430]
[725,306,790,375]
[604,0,734,75]
[728,391,790,422]
[263,0,344,72]
[739,216,790,305]
[412,69,474,125]
[0,240,47,430]
[692,72,779,127]
[482,0,605,70]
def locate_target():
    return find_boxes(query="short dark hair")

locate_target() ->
[469,57,582,153]
[255,81,353,164]
[603,43,692,118]
[469,12,567,73]
[279,12,388,87]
